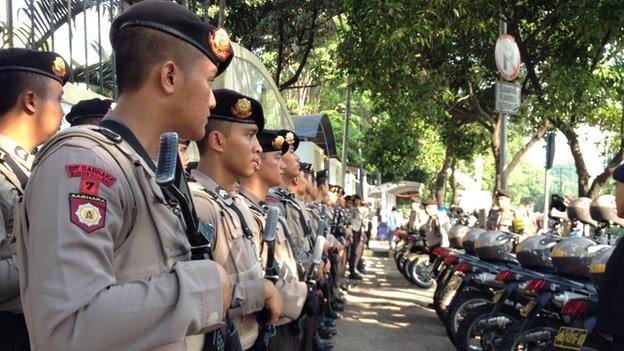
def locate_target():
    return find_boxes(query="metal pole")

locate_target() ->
[218,0,225,26]
[83,0,89,88]
[67,0,74,82]
[499,10,508,190]
[6,0,13,47]
[543,169,551,232]
[29,0,35,49]
[51,0,56,51]
[341,85,351,188]
[97,0,103,91]
[110,0,117,97]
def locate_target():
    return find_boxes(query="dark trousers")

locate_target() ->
[0,312,30,351]
[267,323,298,351]
[349,230,362,273]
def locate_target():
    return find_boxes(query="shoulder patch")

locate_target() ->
[69,193,106,233]
[66,164,116,195]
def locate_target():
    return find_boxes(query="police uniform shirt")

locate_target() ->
[17,112,227,350]
[238,186,307,324]
[0,135,33,312]
[190,170,266,350]
[486,208,516,232]
[267,187,312,255]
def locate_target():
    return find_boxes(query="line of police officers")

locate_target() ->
[0,1,368,350]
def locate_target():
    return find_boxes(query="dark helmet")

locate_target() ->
[462,228,487,255]
[549,194,569,221]
[551,237,606,279]
[589,246,614,289]
[590,195,624,226]
[474,230,519,263]
[516,235,562,272]
[589,246,615,288]
[567,197,598,227]
[448,225,471,249]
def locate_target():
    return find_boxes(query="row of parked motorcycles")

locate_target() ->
[393,194,621,350]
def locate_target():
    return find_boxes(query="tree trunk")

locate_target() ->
[505,120,551,177]
[557,123,591,197]
[450,159,460,206]
[434,150,452,206]
[587,110,624,198]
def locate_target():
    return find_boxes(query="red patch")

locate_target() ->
[66,164,116,195]
[69,193,106,233]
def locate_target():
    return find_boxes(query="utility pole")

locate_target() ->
[341,86,351,188]
[499,9,508,190]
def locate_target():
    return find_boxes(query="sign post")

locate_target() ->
[494,14,521,190]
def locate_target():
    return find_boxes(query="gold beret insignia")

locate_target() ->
[209,27,232,61]
[52,57,67,78]
[272,136,285,149]
[231,98,252,119]
[285,132,295,144]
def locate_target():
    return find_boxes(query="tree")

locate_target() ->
[337,0,550,195]
[499,0,624,198]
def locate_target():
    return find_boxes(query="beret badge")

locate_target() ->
[231,98,252,119]
[272,136,285,149]
[52,57,67,78]
[209,27,232,61]
[285,132,295,145]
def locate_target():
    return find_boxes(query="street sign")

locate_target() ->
[495,34,521,81]
[495,81,521,115]
[545,133,556,170]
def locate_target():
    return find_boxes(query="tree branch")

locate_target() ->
[504,120,551,176]
[278,7,319,90]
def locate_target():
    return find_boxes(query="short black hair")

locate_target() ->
[0,71,49,116]
[196,118,232,154]
[113,27,203,95]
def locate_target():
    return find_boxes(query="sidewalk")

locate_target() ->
[332,241,453,351]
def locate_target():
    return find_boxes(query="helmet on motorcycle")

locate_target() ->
[474,230,519,264]
[549,194,569,221]
[589,245,614,289]
[448,225,471,249]
[567,197,598,227]
[551,237,605,279]
[590,195,624,226]
[462,228,487,255]
[516,235,562,272]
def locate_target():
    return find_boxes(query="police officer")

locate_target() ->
[0,48,71,350]
[486,189,518,232]
[64,98,113,126]
[267,130,334,351]
[17,1,234,349]
[421,199,450,250]
[239,129,308,350]
[597,164,624,347]
[190,90,282,350]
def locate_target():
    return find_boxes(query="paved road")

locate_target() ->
[333,242,454,351]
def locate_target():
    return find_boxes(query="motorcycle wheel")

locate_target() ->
[400,254,419,280]
[434,274,463,320]
[409,256,435,288]
[457,302,519,351]
[394,250,405,270]
[444,289,491,347]
[499,320,560,351]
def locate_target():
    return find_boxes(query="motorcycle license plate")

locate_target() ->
[520,300,535,317]
[492,290,504,304]
[553,326,588,350]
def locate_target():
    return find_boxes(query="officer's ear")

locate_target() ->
[19,90,38,116]
[207,130,226,153]
[159,60,180,95]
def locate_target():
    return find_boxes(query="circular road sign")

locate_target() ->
[495,34,521,81]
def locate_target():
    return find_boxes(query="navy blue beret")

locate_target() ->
[210,89,264,131]
[65,98,114,125]
[0,48,71,84]
[258,129,288,155]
